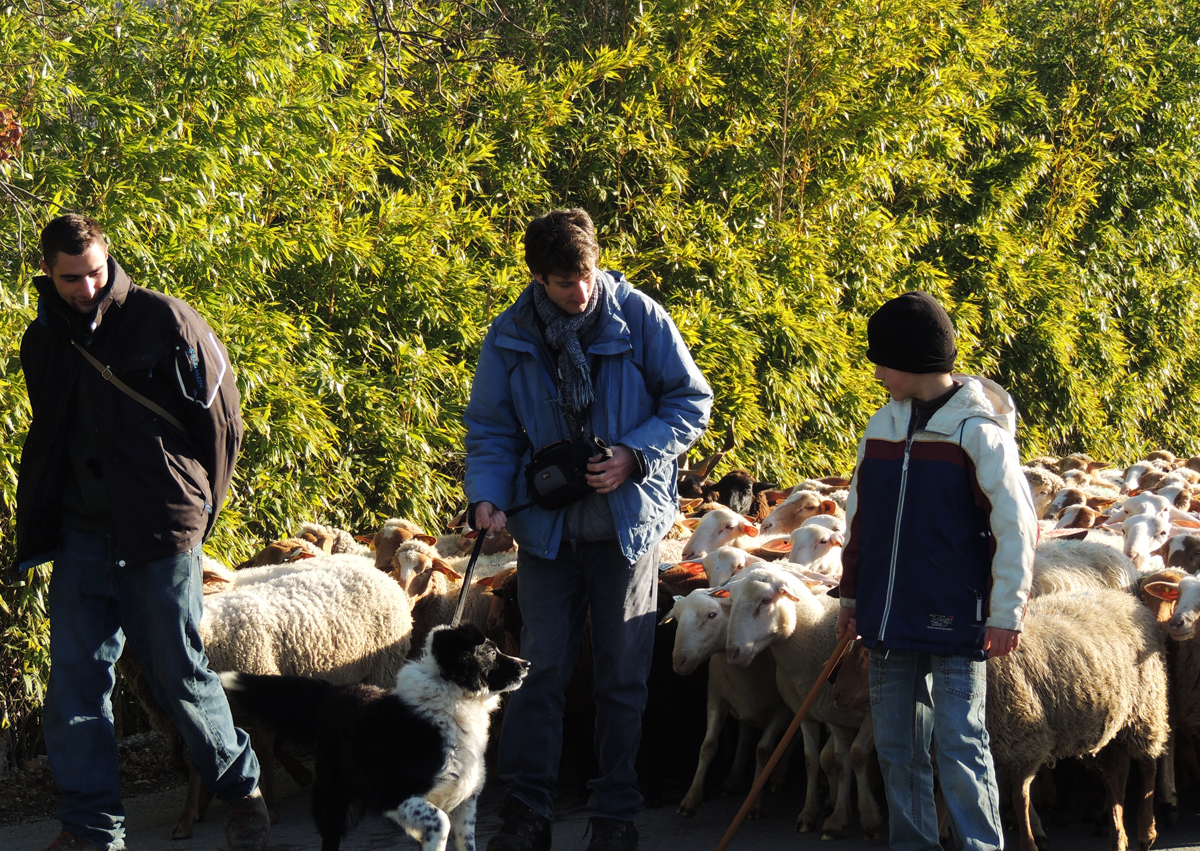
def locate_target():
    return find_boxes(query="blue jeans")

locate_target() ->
[497,537,657,822]
[869,649,1003,851]
[44,527,259,851]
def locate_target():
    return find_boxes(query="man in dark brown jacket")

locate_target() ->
[16,214,268,851]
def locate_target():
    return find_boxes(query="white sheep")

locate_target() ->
[681,507,761,560]
[199,553,413,687]
[786,524,844,578]
[987,587,1169,851]
[725,565,885,840]
[700,546,763,588]
[758,490,842,537]
[1023,466,1066,518]
[1029,539,1140,596]
[663,586,793,819]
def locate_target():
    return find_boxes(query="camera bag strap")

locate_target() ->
[71,339,187,434]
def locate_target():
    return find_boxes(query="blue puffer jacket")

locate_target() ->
[464,271,713,563]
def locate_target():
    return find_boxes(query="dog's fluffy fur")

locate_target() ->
[221,623,528,851]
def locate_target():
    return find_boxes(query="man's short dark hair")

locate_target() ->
[41,214,106,269]
[524,208,598,279]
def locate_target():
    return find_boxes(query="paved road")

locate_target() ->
[7,764,1200,851]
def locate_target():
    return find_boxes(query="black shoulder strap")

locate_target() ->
[70,339,187,433]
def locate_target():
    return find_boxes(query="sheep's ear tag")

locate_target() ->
[680,498,703,512]
[762,539,792,553]
[708,588,731,599]
[681,518,703,530]
[658,612,676,626]
[415,533,439,546]
[1144,581,1180,601]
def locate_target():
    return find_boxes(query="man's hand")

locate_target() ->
[474,501,509,536]
[984,626,1020,658]
[837,606,857,640]
[587,444,637,495]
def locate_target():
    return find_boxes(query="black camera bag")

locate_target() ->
[524,435,612,510]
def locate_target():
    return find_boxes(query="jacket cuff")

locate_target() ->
[621,444,647,481]
[985,616,1024,632]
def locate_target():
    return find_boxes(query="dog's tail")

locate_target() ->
[219,671,332,743]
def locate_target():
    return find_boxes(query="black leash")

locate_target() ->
[449,502,532,627]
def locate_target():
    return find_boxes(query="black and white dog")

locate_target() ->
[221,623,529,851]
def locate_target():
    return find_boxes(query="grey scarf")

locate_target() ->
[532,272,607,420]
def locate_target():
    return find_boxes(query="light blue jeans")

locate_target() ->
[44,527,259,851]
[497,537,657,822]
[869,649,1003,851]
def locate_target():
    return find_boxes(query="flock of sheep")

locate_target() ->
[121,447,1200,851]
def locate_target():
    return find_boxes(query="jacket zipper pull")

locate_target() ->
[976,592,983,622]
[903,437,912,472]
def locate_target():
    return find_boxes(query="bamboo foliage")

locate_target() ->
[1,0,1199,762]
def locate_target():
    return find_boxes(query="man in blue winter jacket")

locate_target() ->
[464,208,712,851]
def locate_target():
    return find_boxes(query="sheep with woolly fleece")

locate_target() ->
[786,524,844,579]
[663,584,793,819]
[681,507,762,560]
[1029,539,1140,597]
[987,587,1169,851]
[701,546,764,587]
[1166,535,1200,573]
[297,521,370,556]
[725,565,884,840]
[1052,504,1105,531]
[1136,567,1196,820]
[1023,466,1066,519]
[371,517,436,570]
[1118,513,1173,570]
[404,563,495,659]
[199,553,412,686]
[758,489,843,537]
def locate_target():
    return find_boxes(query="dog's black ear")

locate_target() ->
[431,624,491,692]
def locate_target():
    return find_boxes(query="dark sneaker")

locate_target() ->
[39,832,103,851]
[223,787,270,851]
[586,817,639,851]
[487,797,552,851]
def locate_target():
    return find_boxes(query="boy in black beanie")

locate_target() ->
[837,291,1037,851]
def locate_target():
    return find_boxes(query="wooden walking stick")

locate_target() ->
[714,631,855,851]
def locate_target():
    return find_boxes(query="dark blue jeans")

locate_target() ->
[497,537,658,822]
[44,527,259,850]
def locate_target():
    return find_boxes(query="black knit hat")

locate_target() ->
[866,291,957,374]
